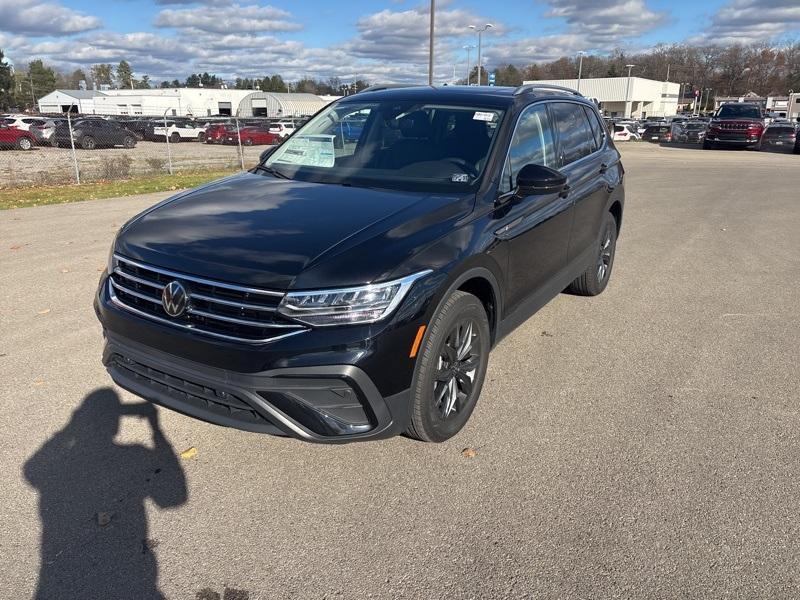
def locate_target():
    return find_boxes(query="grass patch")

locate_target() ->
[0,169,240,210]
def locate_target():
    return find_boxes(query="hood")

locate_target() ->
[115,172,447,290]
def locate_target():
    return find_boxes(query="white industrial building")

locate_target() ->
[37,88,332,118]
[523,77,680,118]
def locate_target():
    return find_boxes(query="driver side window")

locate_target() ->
[500,104,555,193]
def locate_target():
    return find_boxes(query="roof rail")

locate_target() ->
[513,83,583,97]
[359,83,422,94]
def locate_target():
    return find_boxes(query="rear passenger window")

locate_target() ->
[499,104,556,193]
[583,106,604,150]
[551,102,594,166]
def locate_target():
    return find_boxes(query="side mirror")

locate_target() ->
[516,164,567,197]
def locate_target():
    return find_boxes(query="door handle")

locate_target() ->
[559,184,571,199]
[599,163,609,174]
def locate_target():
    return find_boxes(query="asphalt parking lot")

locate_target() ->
[1,143,799,599]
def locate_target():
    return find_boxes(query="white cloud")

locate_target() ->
[698,0,800,45]
[543,0,667,46]
[155,3,302,34]
[0,0,101,36]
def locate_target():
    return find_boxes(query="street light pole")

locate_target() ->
[463,45,475,85]
[428,0,435,86]
[469,24,493,86]
[577,51,585,94]
[625,64,635,119]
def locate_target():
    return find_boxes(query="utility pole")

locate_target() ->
[577,51,585,94]
[624,64,635,118]
[428,0,435,86]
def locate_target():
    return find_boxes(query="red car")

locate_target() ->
[204,123,231,144]
[0,124,35,150]
[224,126,280,146]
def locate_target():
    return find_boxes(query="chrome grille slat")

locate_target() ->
[189,291,276,312]
[110,278,162,304]
[187,307,299,328]
[109,254,307,344]
[114,268,165,290]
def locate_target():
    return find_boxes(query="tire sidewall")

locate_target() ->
[589,213,618,295]
[409,292,490,442]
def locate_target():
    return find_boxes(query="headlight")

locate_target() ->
[277,270,432,326]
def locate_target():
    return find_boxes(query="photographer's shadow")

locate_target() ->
[24,388,187,600]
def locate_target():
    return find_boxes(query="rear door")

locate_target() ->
[495,102,572,313]
[550,102,614,264]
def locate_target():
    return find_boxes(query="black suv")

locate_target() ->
[95,84,624,443]
[52,118,137,149]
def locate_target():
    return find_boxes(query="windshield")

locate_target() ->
[716,104,761,119]
[262,100,506,192]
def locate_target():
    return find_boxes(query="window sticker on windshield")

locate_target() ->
[275,134,335,168]
[451,173,470,183]
[473,111,496,122]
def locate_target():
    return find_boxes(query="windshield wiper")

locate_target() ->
[255,164,291,180]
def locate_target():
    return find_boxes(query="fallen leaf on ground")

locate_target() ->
[96,512,113,526]
[37,308,51,315]
[180,447,198,459]
[33,379,45,386]
[461,447,478,458]
[60,268,70,273]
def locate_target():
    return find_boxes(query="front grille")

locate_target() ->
[109,353,272,428]
[109,254,307,343]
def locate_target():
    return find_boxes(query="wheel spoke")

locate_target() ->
[443,377,458,417]
[455,371,473,396]
[459,355,480,373]
[435,368,452,382]
[457,321,473,360]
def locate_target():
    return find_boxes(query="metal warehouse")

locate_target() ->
[524,77,680,118]
[37,89,332,118]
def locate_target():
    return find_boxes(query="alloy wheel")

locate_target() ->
[597,223,614,282]
[433,319,480,419]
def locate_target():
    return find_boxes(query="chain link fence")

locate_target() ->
[1,105,306,189]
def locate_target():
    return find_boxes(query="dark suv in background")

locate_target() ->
[52,118,137,149]
[96,84,624,444]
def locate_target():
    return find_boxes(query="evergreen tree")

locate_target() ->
[0,49,14,110]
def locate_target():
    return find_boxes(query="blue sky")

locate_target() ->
[1,0,798,83]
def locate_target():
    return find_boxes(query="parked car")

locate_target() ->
[795,129,800,154]
[0,123,36,150]
[642,124,672,143]
[204,123,232,144]
[672,121,707,143]
[224,126,280,146]
[0,115,47,132]
[269,121,296,138]
[28,118,65,145]
[758,123,797,151]
[152,121,207,143]
[612,123,639,141]
[52,119,137,149]
[704,103,764,149]
[95,84,625,444]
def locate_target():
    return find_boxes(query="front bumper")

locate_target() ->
[103,332,410,443]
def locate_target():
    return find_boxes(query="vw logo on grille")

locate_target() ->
[161,280,188,317]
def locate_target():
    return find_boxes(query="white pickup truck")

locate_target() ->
[152,121,207,142]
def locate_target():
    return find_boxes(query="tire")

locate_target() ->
[123,135,136,149]
[170,133,180,143]
[81,136,96,150]
[702,139,714,150]
[197,132,206,143]
[406,290,490,443]
[17,137,33,151]
[243,138,254,146]
[566,212,618,297]
[51,139,60,148]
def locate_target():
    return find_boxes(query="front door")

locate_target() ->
[495,103,573,314]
